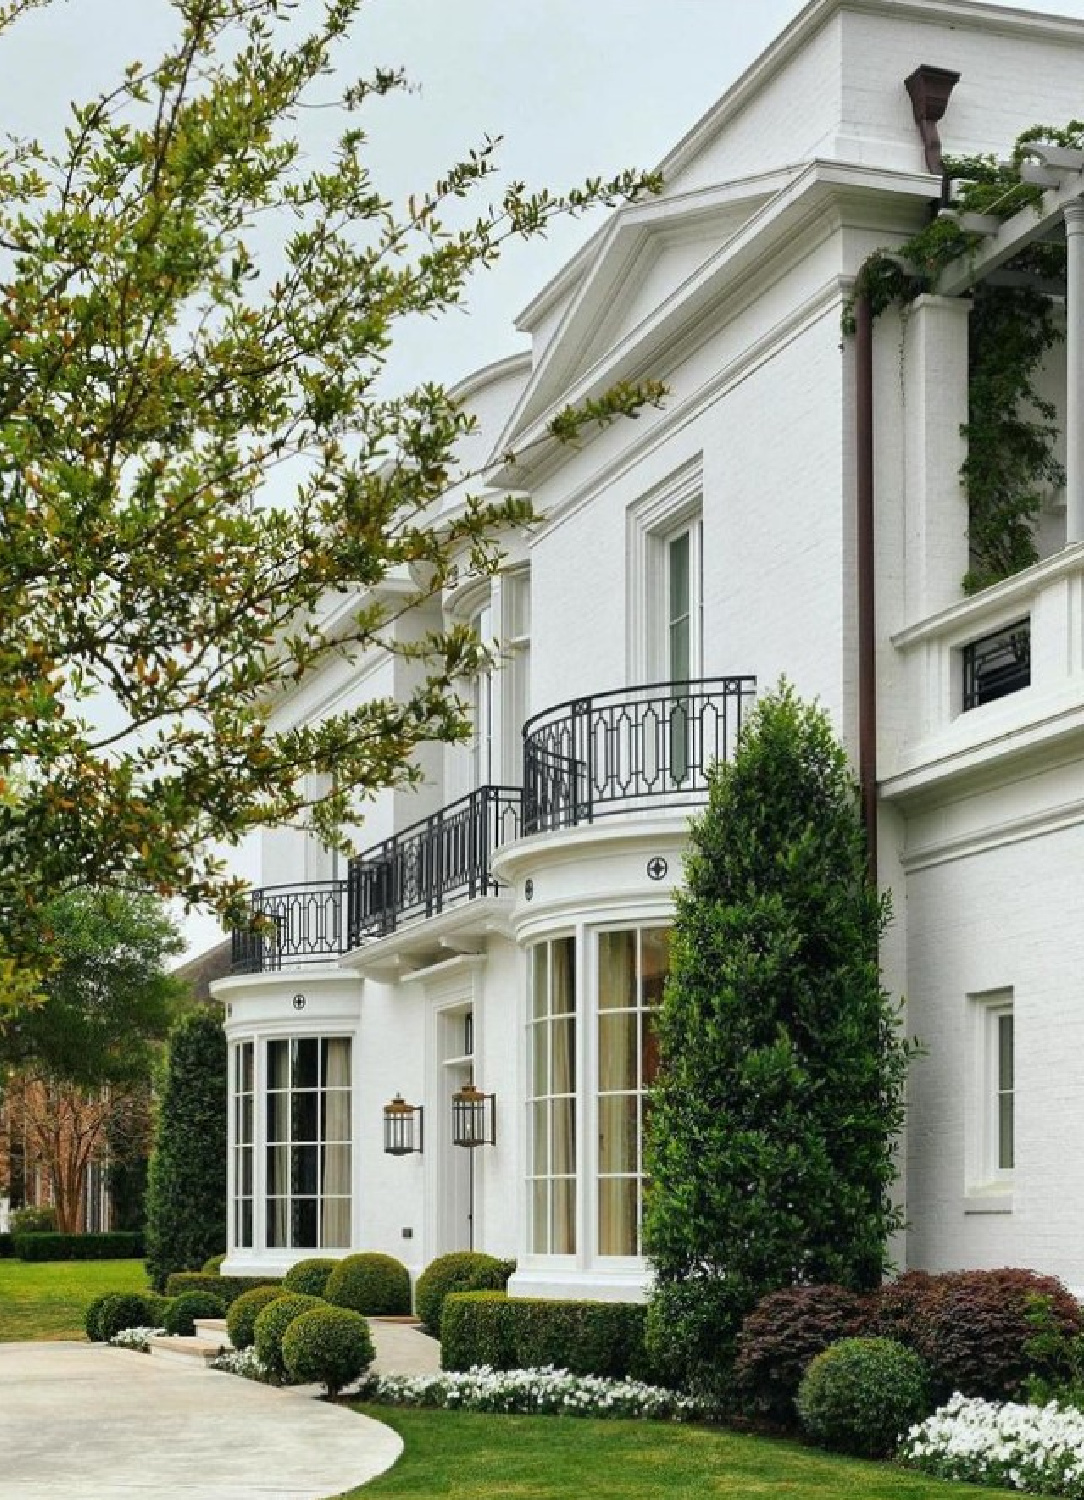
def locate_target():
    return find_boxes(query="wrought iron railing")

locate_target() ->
[346,784,522,946]
[522,675,756,834]
[231,880,347,974]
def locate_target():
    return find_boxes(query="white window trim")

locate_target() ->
[626,458,703,683]
[965,989,1015,1209]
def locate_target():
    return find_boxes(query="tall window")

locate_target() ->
[232,1041,255,1250]
[597,928,667,1256]
[266,1037,351,1249]
[666,519,702,683]
[471,601,494,787]
[968,990,1014,1193]
[995,1009,1015,1172]
[527,938,576,1254]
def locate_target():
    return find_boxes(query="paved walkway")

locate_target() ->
[0,1322,441,1500]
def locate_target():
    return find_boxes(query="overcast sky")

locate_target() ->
[8,0,1084,955]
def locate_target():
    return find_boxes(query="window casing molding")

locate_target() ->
[965,989,1015,1203]
[626,459,703,683]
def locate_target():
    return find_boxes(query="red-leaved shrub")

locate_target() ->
[734,1284,870,1425]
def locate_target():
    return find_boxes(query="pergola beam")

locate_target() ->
[937,173,1084,297]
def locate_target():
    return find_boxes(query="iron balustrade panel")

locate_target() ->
[347,785,522,946]
[522,676,756,833]
[962,618,1031,711]
[231,881,347,974]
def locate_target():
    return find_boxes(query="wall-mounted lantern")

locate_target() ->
[383,1094,424,1156]
[451,1083,496,1148]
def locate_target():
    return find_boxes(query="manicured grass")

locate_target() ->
[0,1258,149,1342]
[344,1407,1019,1499]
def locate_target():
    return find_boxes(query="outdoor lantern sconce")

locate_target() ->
[383,1094,423,1156]
[451,1083,497,1148]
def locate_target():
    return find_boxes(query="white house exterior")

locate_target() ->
[213,0,1084,1301]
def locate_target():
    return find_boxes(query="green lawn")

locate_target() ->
[0,1258,149,1341]
[344,1407,1018,1500]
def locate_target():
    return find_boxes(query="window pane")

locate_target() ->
[241,1095,253,1144]
[267,1040,289,1090]
[266,1145,289,1195]
[553,1099,576,1176]
[236,1146,253,1196]
[553,937,575,1015]
[292,1198,318,1249]
[266,1092,288,1143]
[266,1199,288,1248]
[531,1101,549,1176]
[321,1198,350,1248]
[642,1017,660,1089]
[531,1022,549,1097]
[599,1011,636,1091]
[292,1144,319,1196]
[598,1178,637,1257]
[552,1178,576,1255]
[238,1198,252,1249]
[641,929,670,1007]
[321,1089,351,1142]
[531,1180,548,1254]
[322,1038,351,1089]
[292,1091,318,1143]
[322,1144,351,1196]
[552,1017,575,1095]
[598,1095,637,1175]
[293,1038,319,1090]
[532,945,549,1019]
[241,1041,254,1093]
[599,931,636,1010]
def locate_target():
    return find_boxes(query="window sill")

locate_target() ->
[964,1188,1014,1215]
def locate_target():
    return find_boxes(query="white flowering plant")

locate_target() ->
[209,1346,273,1382]
[108,1326,166,1353]
[354,1365,711,1421]
[900,1393,1084,1496]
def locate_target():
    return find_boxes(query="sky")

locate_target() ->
[8,0,1084,956]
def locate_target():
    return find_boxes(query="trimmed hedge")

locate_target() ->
[734,1284,870,1426]
[441,1292,652,1381]
[227,1286,288,1350]
[162,1289,227,1335]
[254,1293,323,1381]
[283,1257,338,1299]
[13,1232,144,1261]
[0,1233,13,1258]
[164,1272,281,1306]
[282,1306,375,1396]
[325,1252,411,1316]
[415,1252,514,1338]
[97,1292,161,1342]
[201,1253,227,1275]
[796,1337,930,1459]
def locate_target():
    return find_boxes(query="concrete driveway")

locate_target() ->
[0,1342,402,1500]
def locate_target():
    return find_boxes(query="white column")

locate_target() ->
[1064,202,1084,545]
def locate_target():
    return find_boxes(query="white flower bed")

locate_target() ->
[900,1393,1084,1496]
[209,1346,272,1382]
[109,1326,165,1353]
[355,1365,707,1421]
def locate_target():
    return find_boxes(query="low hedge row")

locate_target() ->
[441,1292,652,1381]
[164,1271,282,1305]
[0,1233,13,1258]
[13,1232,144,1261]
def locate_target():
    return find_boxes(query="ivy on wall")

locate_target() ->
[844,123,1084,593]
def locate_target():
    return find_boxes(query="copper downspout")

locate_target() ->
[855,290,877,885]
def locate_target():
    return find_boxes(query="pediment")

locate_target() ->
[493,176,790,460]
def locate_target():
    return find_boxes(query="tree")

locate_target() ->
[0,0,664,1011]
[0,888,184,1231]
[144,1008,227,1289]
[644,684,910,1397]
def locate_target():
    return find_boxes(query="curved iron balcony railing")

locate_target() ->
[347,783,522,946]
[522,675,756,834]
[231,879,347,974]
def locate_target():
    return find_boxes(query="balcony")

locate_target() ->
[231,880,346,974]
[522,676,756,834]
[346,784,522,946]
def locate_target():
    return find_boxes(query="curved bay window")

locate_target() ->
[597,928,667,1257]
[266,1037,352,1249]
[527,937,576,1254]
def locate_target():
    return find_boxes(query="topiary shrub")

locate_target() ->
[415,1252,512,1337]
[144,1292,171,1326]
[796,1337,930,1459]
[97,1292,160,1342]
[282,1305,375,1397]
[144,1011,227,1291]
[162,1289,227,1336]
[644,687,911,1396]
[227,1285,287,1351]
[441,1291,652,1381]
[734,1284,870,1427]
[202,1253,227,1275]
[253,1292,323,1381]
[325,1252,411,1316]
[283,1257,338,1299]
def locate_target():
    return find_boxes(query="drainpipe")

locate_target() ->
[855,290,877,886]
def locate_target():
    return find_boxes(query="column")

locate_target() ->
[1064,201,1084,545]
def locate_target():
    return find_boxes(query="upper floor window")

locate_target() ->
[667,520,702,684]
[470,600,495,787]
[962,619,1030,710]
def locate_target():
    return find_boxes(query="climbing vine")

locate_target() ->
[844,123,1084,593]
